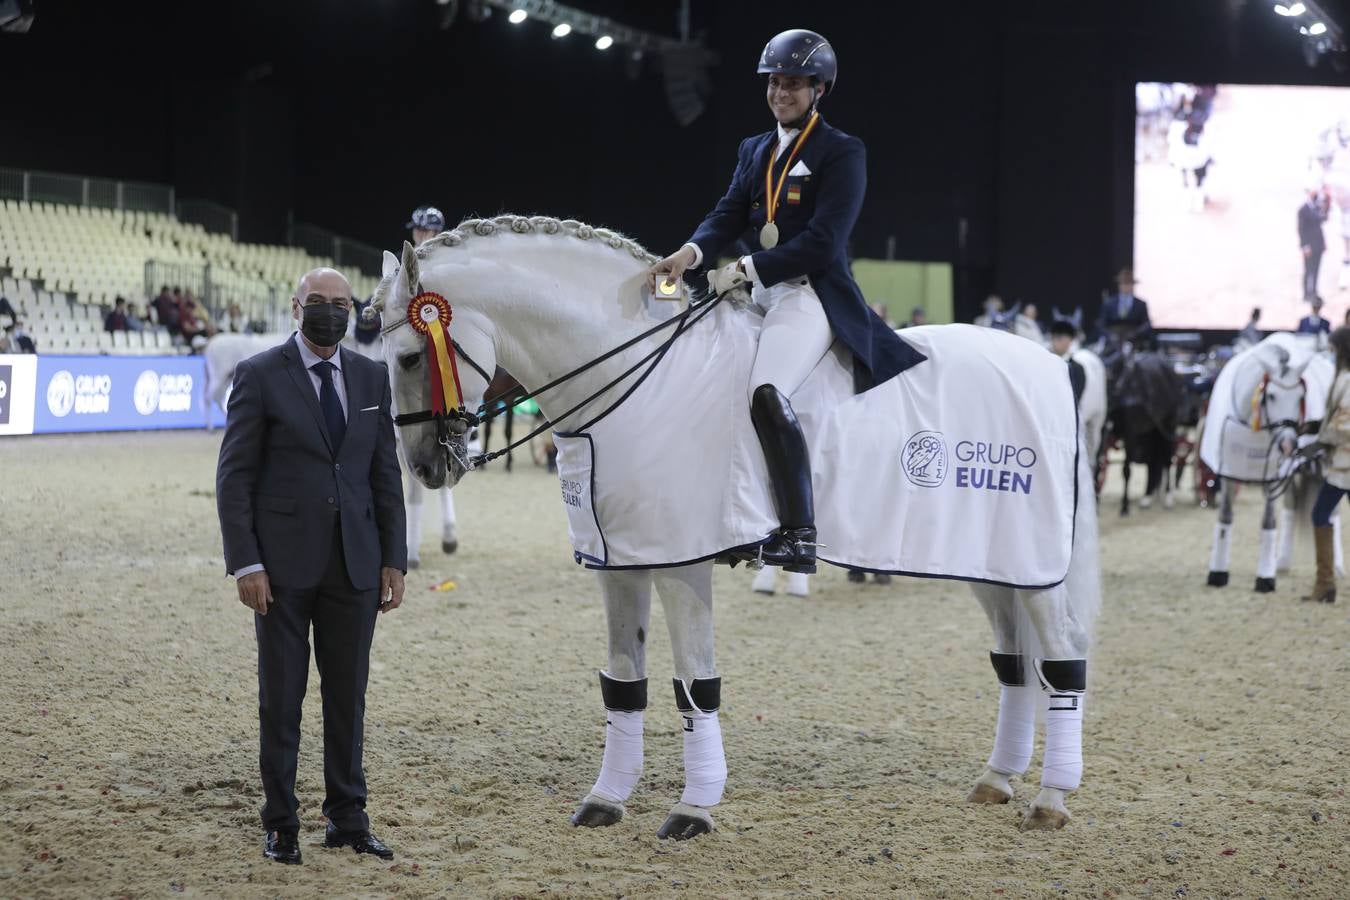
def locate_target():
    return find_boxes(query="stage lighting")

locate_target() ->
[1311,21,1328,34]
[508,8,526,24]
[595,34,613,50]
[551,22,570,38]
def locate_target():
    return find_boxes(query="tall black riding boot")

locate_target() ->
[747,384,817,573]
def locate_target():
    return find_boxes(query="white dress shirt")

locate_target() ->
[232,333,348,579]
[682,123,803,288]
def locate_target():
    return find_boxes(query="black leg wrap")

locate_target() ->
[1034,658,1087,693]
[988,651,1026,687]
[599,671,648,712]
[672,676,721,714]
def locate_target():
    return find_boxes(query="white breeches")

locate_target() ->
[748,278,833,404]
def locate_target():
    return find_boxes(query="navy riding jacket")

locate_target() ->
[686,117,926,393]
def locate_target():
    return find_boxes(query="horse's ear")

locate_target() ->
[382,250,399,279]
[1072,308,1083,330]
[400,240,420,294]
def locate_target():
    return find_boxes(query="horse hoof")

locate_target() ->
[873,573,893,585]
[967,783,1013,804]
[847,571,866,584]
[408,558,420,570]
[1020,805,1071,831]
[1206,571,1228,587]
[1254,576,1276,593]
[442,539,458,555]
[656,803,713,840]
[570,794,624,828]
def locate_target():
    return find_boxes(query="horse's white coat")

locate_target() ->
[372,215,1102,831]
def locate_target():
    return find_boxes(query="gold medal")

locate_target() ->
[761,111,820,254]
[760,222,779,250]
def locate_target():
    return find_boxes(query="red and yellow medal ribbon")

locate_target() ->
[1251,374,1268,432]
[407,291,464,415]
[763,111,820,228]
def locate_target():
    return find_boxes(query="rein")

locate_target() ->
[383,284,722,470]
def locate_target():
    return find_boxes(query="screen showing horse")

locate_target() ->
[1134,82,1350,330]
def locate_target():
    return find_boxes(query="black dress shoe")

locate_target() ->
[324,823,394,859]
[264,830,302,865]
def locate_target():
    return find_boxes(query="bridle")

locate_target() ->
[371,277,724,473]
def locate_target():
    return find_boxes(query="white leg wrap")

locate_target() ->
[1209,522,1232,573]
[1257,528,1278,580]
[406,496,424,562]
[590,710,644,804]
[987,684,1039,776]
[751,566,777,594]
[680,708,727,807]
[439,487,456,539]
[1277,507,1296,572]
[784,572,810,597]
[1334,513,1346,577]
[1041,694,1085,791]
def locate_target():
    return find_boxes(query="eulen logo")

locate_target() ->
[133,371,160,415]
[134,370,193,415]
[902,430,948,487]
[46,370,76,417]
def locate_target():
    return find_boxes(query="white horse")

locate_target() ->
[1200,333,1341,590]
[203,330,460,562]
[369,216,1101,838]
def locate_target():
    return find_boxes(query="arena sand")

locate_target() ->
[0,431,1346,898]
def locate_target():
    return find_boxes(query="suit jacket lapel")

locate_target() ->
[282,338,335,457]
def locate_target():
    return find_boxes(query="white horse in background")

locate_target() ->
[202,329,460,562]
[368,215,1102,839]
[1200,333,1341,590]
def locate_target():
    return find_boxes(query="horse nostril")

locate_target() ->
[414,464,429,480]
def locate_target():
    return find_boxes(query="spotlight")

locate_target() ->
[508,8,526,24]
[595,34,613,50]
[1311,21,1328,34]
[552,22,571,38]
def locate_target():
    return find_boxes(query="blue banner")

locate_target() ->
[31,355,226,433]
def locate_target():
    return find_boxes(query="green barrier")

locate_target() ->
[713,257,953,326]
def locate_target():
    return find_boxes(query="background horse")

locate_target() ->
[368,215,1102,839]
[1199,333,1340,590]
[1100,337,1185,515]
[204,327,462,562]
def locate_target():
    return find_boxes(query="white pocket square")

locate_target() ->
[787,160,811,177]
[360,405,379,412]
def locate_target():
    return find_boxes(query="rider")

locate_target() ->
[648,28,925,573]
[407,205,446,246]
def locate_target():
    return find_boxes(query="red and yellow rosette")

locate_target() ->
[408,291,464,415]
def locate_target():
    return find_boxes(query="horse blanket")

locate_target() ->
[553,301,1080,588]
[1199,332,1333,483]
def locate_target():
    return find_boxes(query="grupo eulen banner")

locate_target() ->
[4,354,229,434]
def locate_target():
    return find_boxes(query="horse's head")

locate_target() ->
[369,241,496,489]
[1247,343,1310,439]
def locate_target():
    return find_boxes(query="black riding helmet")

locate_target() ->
[757,29,838,95]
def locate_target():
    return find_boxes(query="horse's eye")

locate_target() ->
[399,352,421,371]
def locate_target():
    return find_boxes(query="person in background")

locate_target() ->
[152,286,180,336]
[1023,302,1043,333]
[5,320,36,353]
[1303,325,1350,604]
[1097,267,1153,346]
[907,306,926,328]
[1236,306,1263,346]
[0,294,16,323]
[973,294,1002,328]
[125,302,144,332]
[104,296,129,333]
[221,302,248,334]
[1300,180,1330,300]
[407,206,447,246]
[1298,295,1331,338]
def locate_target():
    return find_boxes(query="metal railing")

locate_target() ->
[0,167,175,214]
[289,221,383,278]
[176,198,239,241]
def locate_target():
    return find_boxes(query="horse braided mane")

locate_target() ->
[373,215,659,312]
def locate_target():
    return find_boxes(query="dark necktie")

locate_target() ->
[311,361,346,452]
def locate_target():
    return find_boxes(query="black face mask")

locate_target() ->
[299,303,349,347]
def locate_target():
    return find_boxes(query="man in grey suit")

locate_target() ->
[216,267,407,865]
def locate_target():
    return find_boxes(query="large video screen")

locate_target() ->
[1135,82,1350,331]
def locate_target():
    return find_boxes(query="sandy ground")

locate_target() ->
[1,430,1347,898]
[1135,84,1350,331]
